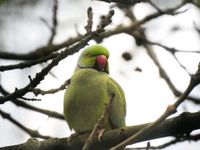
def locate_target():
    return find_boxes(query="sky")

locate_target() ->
[0,0,200,149]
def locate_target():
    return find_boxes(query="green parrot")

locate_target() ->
[64,44,126,134]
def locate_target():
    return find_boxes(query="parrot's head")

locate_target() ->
[76,44,109,73]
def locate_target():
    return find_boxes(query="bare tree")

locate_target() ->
[0,0,200,149]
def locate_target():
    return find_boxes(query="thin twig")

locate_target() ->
[132,33,193,75]
[82,93,115,150]
[84,7,93,34]
[32,79,70,96]
[194,21,200,37]
[111,63,200,149]
[20,96,41,101]
[147,0,163,14]
[146,39,200,54]
[48,0,58,45]
[143,42,200,104]
[97,9,115,32]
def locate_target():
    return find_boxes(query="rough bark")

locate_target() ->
[1,111,200,150]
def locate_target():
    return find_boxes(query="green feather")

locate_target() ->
[64,45,126,133]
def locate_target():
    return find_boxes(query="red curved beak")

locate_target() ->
[96,55,107,71]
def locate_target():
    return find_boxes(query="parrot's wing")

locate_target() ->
[107,78,126,128]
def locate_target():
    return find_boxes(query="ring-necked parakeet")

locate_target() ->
[64,44,126,134]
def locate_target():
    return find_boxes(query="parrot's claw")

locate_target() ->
[98,129,105,141]
[67,133,78,144]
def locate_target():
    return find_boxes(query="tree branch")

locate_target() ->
[0,35,84,60]
[0,1,185,62]
[132,133,200,149]
[1,111,200,150]
[0,10,113,104]
[95,0,146,5]
[130,31,200,104]
[13,100,64,120]
[111,63,200,149]
[0,53,58,72]
[0,109,52,139]
[96,0,187,43]
[0,37,88,104]
[0,84,64,120]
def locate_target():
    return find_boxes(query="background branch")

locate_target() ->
[96,0,146,5]
[111,63,200,149]
[0,53,57,71]
[48,0,58,45]
[0,84,64,120]
[0,8,115,104]
[0,109,52,139]
[131,133,200,150]
[0,35,84,61]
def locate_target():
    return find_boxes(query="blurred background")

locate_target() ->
[0,0,200,149]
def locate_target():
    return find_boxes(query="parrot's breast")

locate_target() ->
[64,69,110,133]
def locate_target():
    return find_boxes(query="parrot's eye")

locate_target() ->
[84,53,90,57]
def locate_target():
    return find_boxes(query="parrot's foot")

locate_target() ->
[67,133,79,144]
[97,129,105,141]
